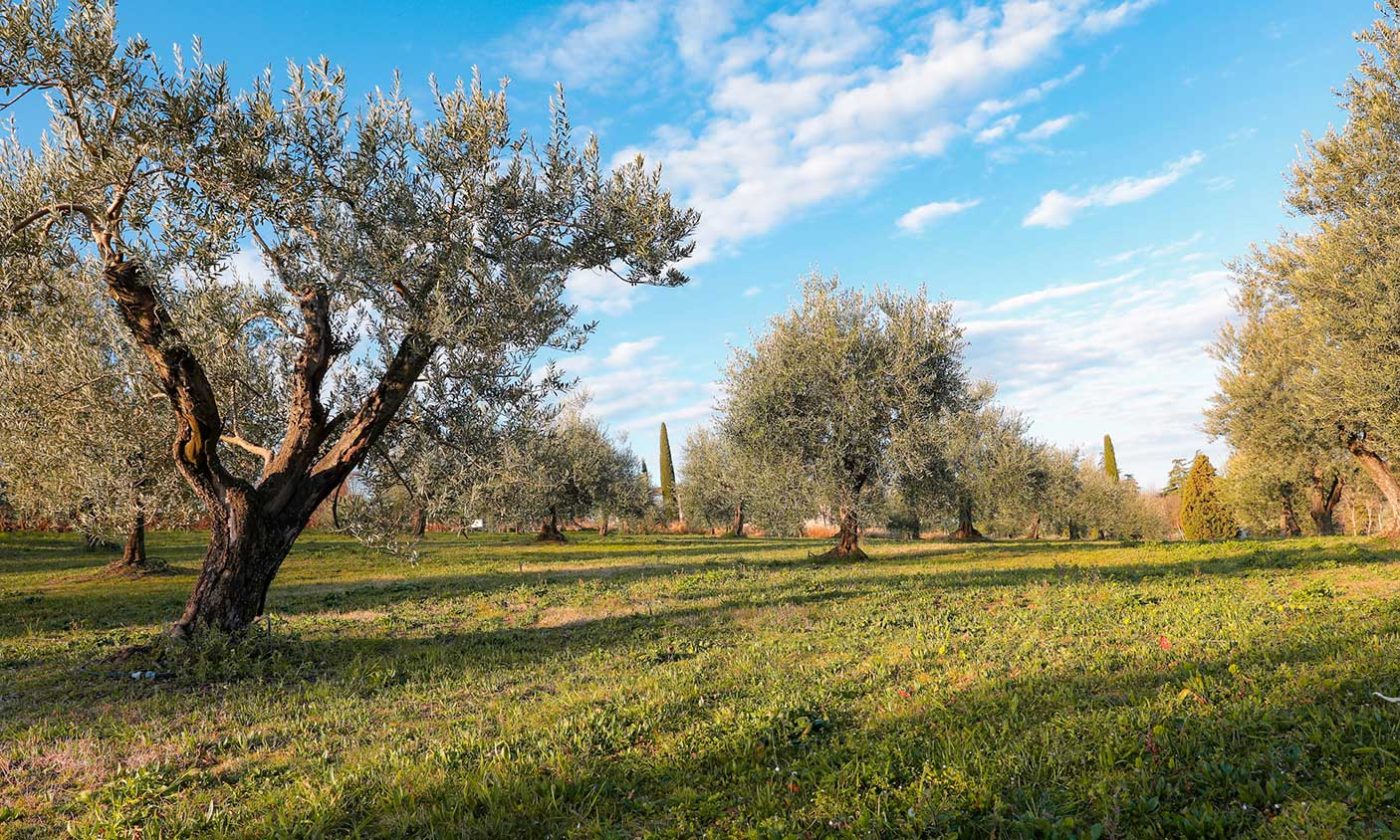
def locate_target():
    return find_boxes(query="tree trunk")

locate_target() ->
[537,506,567,543]
[1344,435,1400,535]
[729,499,745,538]
[952,495,985,541]
[111,508,148,573]
[821,507,867,560]
[1026,512,1042,540]
[598,511,611,537]
[410,506,427,538]
[171,490,303,637]
[1279,491,1302,537]
[1307,466,1342,536]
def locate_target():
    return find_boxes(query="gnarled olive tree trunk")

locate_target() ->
[1343,432,1400,536]
[952,495,985,541]
[537,505,567,543]
[822,506,867,560]
[1308,466,1342,536]
[729,499,745,538]
[1279,490,1303,537]
[111,507,148,572]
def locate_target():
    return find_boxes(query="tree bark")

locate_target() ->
[410,506,427,538]
[171,489,303,637]
[1279,490,1302,538]
[1026,512,1042,540]
[537,506,567,543]
[598,511,610,537]
[952,495,985,541]
[821,506,867,560]
[1343,433,1400,535]
[111,508,148,572]
[729,499,745,538]
[1307,466,1342,536]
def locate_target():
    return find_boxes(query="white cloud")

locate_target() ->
[506,0,665,89]
[1080,0,1158,35]
[964,265,1233,487]
[604,336,663,367]
[1099,232,1205,266]
[565,268,643,316]
[896,198,981,233]
[742,285,762,298]
[975,114,1022,144]
[580,3,1140,261]
[983,269,1139,313]
[1017,114,1077,141]
[1023,151,1205,228]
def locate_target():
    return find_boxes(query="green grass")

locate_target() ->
[2,531,1399,838]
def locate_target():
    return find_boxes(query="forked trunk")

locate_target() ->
[1344,436,1400,535]
[821,507,867,560]
[411,506,427,538]
[729,499,745,538]
[1308,467,1342,536]
[1026,512,1042,540]
[537,506,567,543]
[111,508,148,573]
[952,495,985,541]
[598,511,611,537]
[172,490,303,637]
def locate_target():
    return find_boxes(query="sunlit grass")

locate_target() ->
[2,531,1398,836]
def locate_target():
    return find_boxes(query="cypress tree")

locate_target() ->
[1180,453,1235,540]
[1103,434,1120,483]
[659,423,678,521]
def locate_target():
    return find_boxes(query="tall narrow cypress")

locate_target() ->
[1103,434,1120,483]
[659,423,678,521]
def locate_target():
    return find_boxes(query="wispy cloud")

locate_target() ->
[1018,114,1077,141]
[975,114,1021,144]
[1024,151,1205,229]
[896,199,981,233]
[965,266,1232,486]
[742,285,762,298]
[1080,0,1158,35]
[1099,232,1204,265]
[983,270,1139,313]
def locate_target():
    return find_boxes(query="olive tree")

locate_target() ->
[0,1,697,634]
[1219,5,1400,532]
[679,424,812,538]
[1208,289,1351,535]
[722,275,969,559]
[0,274,195,569]
[479,407,642,541]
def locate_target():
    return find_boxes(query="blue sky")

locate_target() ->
[114,0,1374,487]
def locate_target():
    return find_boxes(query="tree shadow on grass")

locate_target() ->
[4,538,1396,643]
[194,619,1400,838]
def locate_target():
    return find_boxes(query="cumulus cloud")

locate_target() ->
[523,2,1142,261]
[565,268,643,316]
[604,336,663,367]
[1023,151,1205,228]
[896,198,981,233]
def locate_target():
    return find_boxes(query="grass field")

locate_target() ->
[2,532,1399,837]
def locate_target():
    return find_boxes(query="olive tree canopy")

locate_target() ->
[722,274,969,559]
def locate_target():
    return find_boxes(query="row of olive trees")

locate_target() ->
[676,275,1170,555]
[1208,5,1400,537]
[0,0,697,634]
